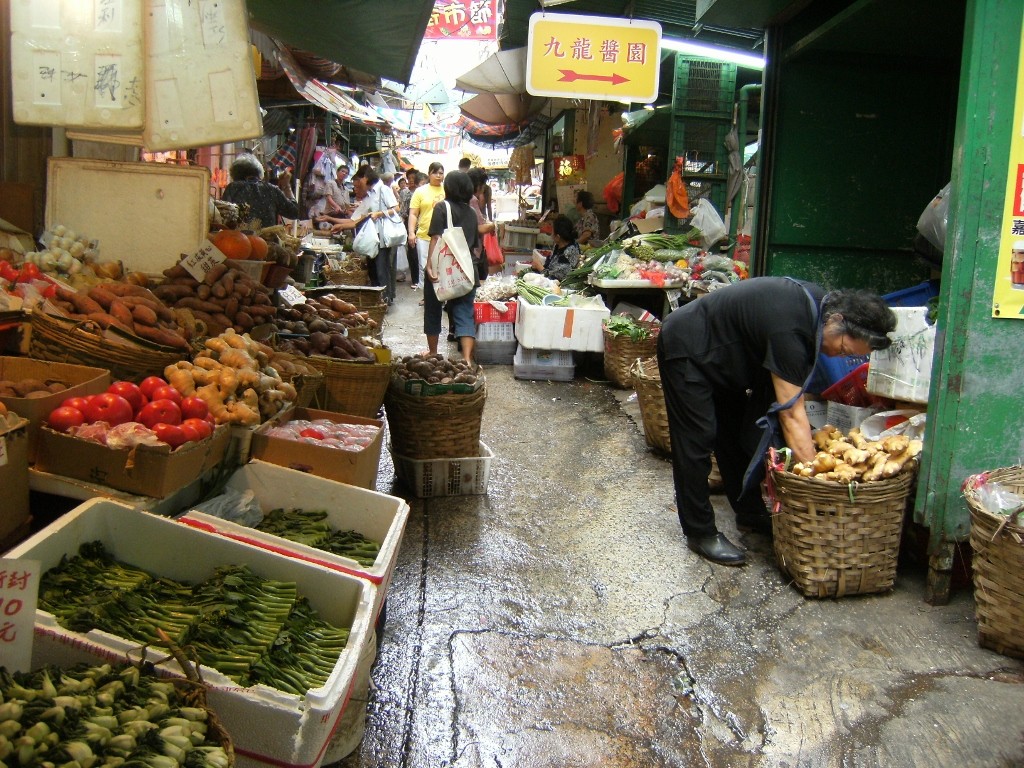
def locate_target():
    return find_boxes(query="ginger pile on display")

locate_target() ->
[790,426,922,483]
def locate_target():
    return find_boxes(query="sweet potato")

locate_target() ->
[203,263,228,286]
[133,323,190,350]
[163,263,189,279]
[108,299,136,330]
[88,286,118,310]
[116,295,175,323]
[130,303,159,326]
[153,284,194,302]
[176,297,223,314]
[56,286,105,316]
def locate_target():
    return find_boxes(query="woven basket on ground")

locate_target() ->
[767,467,914,598]
[30,310,186,383]
[384,379,486,459]
[965,466,1024,658]
[330,286,386,308]
[364,304,388,332]
[603,323,660,389]
[323,262,370,286]
[306,354,392,418]
[290,370,324,408]
[630,356,722,489]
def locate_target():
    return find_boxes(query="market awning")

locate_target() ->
[246,0,435,85]
[276,45,390,128]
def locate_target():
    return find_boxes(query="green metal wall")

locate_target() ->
[917,0,1024,547]
[761,51,958,291]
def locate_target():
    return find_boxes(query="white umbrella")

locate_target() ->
[455,48,527,95]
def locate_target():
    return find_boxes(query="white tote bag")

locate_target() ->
[379,210,407,248]
[429,202,475,301]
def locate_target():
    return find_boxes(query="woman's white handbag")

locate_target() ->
[379,210,407,248]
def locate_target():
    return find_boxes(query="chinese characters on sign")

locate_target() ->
[0,560,41,674]
[527,13,661,103]
[424,0,498,41]
[992,12,1024,319]
[182,242,227,282]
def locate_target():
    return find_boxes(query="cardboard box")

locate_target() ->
[177,460,410,623]
[251,408,383,490]
[0,414,30,541]
[514,298,610,353]
[826,402,883,434]
[866,307,936,404]
[0,356,110,462]
[632,215,665,234]
[7,499,375,768]
[34,423,229,498]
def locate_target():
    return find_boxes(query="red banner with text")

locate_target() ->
[424,0,499,40]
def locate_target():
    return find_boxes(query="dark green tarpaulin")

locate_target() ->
[246,0,434,84]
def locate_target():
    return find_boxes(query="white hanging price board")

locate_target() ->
[181,242,226,282]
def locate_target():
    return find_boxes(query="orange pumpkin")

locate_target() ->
[212,229,252,261]
[247,234,269,261]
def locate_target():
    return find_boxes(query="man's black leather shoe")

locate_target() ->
[736,513,773,535]
[688,533,747,566]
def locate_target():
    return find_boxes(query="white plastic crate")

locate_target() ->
[514,346,575,381]
[476,322,516,342]
[389,441,493,498]
[177,460,410,624]
[8,499,375,768]
[501,225,539,252]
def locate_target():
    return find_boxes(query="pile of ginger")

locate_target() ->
[163,329,296,425]
[790,425,923,483]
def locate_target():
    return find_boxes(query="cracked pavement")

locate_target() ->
[333,285,1024,768]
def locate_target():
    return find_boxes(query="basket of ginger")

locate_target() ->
[766,425,922,599]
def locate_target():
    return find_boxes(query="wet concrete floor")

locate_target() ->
[336,279,1024,768]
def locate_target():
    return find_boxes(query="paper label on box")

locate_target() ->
[0,435,7,467]
[181,242,225,281]
[0,559,41,674]
[278,284,306,306]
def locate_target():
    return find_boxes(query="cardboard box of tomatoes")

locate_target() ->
[250,407,384,490]
[34,376,230,497]
[0,356,110,462]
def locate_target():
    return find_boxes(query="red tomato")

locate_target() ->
[47,406,85,433]
[180,396,209,421]
[182,417,213,440]
[17,263,41,282]
[107,381,146,413]
[153,422,188,448]
[137,399,182,428]
[83,393,134,426]
[151,385,183,406]
[299,428,326,440]
[139,376,169,400]
[61,395,93,412]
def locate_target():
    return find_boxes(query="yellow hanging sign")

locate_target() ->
[526,13,661,103]
[992,13,1024,318]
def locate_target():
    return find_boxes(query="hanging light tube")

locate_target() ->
[660,37,765,70]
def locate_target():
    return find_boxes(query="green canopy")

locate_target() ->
[246,0,434,84]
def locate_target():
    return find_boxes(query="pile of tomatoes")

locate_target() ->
[46,376,214,449]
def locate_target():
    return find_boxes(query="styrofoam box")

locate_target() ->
[321,629,377,764]
[177,460,410,624]
[501,225,539,252]
[826,402,883,434]
[514,346,575,382]
[142,0,262,150]
[7,500,376,768]
[46,157,209,275]
[866,307,936,404]
[390,441,493,498]
[10,0,145,129]
[515,298,610,352]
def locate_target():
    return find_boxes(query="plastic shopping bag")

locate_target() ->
[352,218,379,258]
[690,198,727,249]
[379,210,407,248]
[916,182,951,252]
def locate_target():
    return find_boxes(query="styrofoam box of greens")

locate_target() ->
[7,499,376,768]
[176,460,410,624]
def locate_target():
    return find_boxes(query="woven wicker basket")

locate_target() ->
[323,261,371,286]
[29,310,187,383]
[306,355,392,418]
[630,356,722,488]
[965,466,1024,658]
[385,379,487,459]
[767,467,914,598]
[603,323,660,389]
[290,371,324,408]
[364,304,388,334]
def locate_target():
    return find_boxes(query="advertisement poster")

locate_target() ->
[423,1,499,41]
[992,14,1024,318]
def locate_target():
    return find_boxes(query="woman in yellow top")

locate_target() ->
[407,162,446,290]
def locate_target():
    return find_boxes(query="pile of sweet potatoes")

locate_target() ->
[52,282,191,350]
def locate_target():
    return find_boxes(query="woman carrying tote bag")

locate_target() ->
[424,171,480,366]
[352,165,401,304]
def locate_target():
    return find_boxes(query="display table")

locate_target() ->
[589,280,704,319]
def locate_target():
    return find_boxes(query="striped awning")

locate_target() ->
[277,45,389,128]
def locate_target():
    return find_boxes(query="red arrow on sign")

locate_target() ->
[557,69,630,86]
